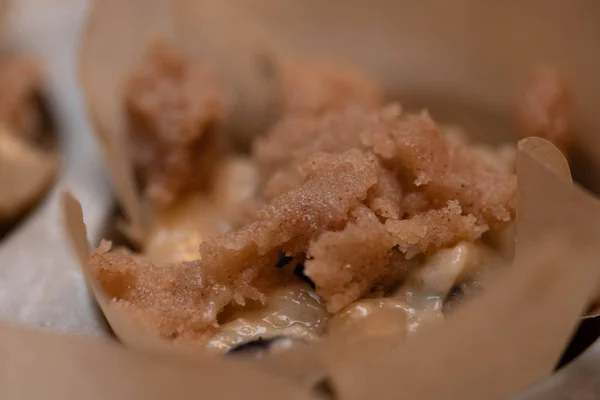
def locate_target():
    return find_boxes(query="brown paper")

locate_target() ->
[252,323,408,390]
[514,138,600,318]
[515,138,572,260]
[0,322,313,400]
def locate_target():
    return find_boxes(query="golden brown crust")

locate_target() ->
[515,64,573,155]
[125,41,224,206]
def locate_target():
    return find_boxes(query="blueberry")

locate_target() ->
[275,251,294,268]
[294,263,316,289]
[226,336,303,357]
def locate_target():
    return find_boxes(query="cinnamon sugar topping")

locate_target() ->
[91,46,533,349]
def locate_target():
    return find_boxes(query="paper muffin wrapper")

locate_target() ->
[64,1,600,399]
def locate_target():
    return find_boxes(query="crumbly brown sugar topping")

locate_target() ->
[91,45,572,351]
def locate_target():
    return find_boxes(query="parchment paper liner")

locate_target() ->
[71,0,600,398]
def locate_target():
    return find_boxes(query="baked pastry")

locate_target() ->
[89,43,571,353]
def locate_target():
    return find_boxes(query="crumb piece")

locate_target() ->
[516,64,573,154]
[367,167,403,220]
[385,200,487,258]
[89,242,223,343]
[279,59,383,117]
[362,112,516,230]
[0,57,44,140]
[125,41,225,206]
[90,240,290,345]
[257,106,515,229]
[200,150,379,285]
[254,106,383,182]
[305,206,414,312]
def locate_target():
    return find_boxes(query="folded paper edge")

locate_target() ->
[517,137,572,182]
[516,137,600,318]
[61,191,187,355]
[77,0,153,245]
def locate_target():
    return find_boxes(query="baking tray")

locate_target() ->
[0,1,598,399]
